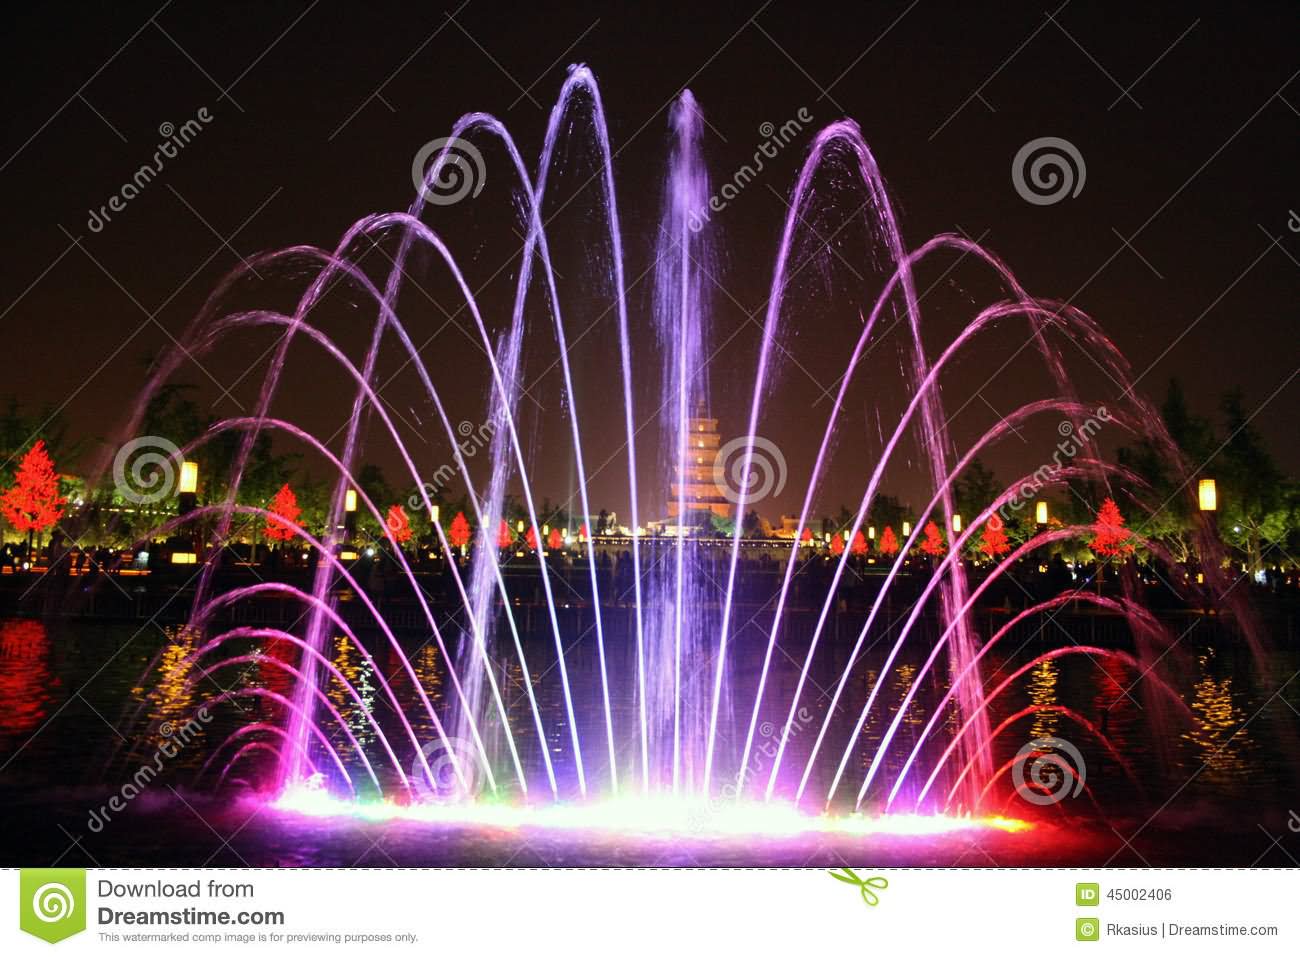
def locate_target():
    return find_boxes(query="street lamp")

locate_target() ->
[951,514,962,533]
[343,488,358,539]
[867,526,876,540]
[902,521,911,537]
[1035,500,1048,525]
[177,461,198,515]
[1198,478,1217,512]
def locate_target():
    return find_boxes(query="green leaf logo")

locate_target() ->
[19,869,86,943]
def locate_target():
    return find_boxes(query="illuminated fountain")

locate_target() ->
[99,65,1261,843]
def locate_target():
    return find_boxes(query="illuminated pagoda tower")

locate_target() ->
[668,408,731,523]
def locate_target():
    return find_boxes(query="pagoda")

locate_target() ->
[668,410,732,521]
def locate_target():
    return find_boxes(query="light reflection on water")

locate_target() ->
[0,615,1294,829]
[1182,647,1256,782]
[0,619,55,742]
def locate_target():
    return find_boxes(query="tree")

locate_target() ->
[800,526,814,546]
[448,511,472,549]
[850,529,868,556]
[868,494,911,534]
[1090,497,1134,557]
[920,520,946,556]
[264,483,301,542]
[709,511,736,538]
[978,515,1010,558]
[386,504,412,544]
[1,439,66,547]
[1218,390,1287,573]
[496,520,514,549]
[829,532,845,556]
[547,527,564,551]
[525,526,539,551]
[878,525,899,556]
[955,459,1000,526]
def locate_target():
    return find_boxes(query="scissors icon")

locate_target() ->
[828,867,889,906]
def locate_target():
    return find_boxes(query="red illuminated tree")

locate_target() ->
[547,527,564,552]
[1,440,65,545]
[800,526,814,546]
[448,511,472,549]
[386,504,412,544]
[850,529,868,556]
[578,522,589,541]
[1090,497,1134,557]
[829,532,845,556]
[878,525,899,556]
[978,515,1010,558]
[264,484,301,542]
[496,520,514,549]
[525,526,539,551]
[920,520,946,556]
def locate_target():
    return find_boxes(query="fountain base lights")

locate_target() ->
[272,787,1032,840]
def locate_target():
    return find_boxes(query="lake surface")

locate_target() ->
[1,608,1297,867]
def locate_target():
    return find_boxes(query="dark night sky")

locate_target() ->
[2,0,1296,522]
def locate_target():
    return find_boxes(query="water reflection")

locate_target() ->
[0,619,54,743]
[329,635,376,751]
[1028,659,1060,739]
[1182,648,1255,782]
[132,624,198,753]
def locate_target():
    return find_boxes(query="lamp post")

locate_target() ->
[1035,500,1048,526]
[344,488,358,540]
[172,461,200,566]
[177,461,198,515]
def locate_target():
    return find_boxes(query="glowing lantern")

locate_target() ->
[1197,479,1217,512]
[951,514,962,533]
[344,489,357,512]
[178,461,199,494]
[1035,500,1048,525]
